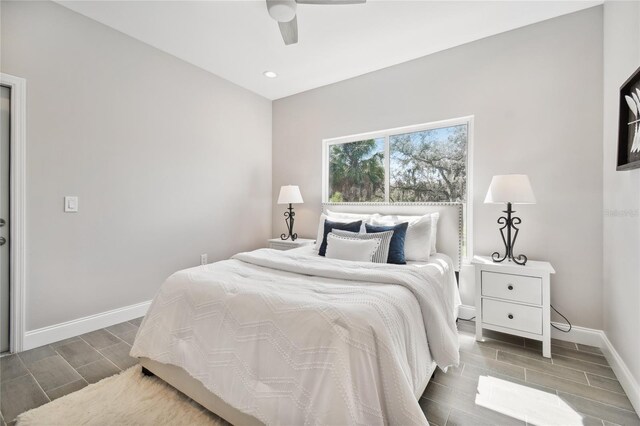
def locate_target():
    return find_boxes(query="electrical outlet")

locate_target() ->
[200,254,208,265]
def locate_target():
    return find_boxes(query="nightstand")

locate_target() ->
[472,255,555,358]
[267,238,315,251]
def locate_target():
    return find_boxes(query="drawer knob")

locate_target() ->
[508,314,514,320]
[507,285,514,290]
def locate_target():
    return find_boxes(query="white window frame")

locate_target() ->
[321,115,474,259]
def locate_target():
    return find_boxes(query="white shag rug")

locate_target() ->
[17,365,228,426]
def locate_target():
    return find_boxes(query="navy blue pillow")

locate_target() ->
[365,222,408,264]
[319,220,363,256]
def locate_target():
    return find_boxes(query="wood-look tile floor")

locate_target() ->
[1,318,638,425]
[422,321,639,426]
[0,317,142,425]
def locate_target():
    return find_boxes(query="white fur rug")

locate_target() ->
[17,366,228,426]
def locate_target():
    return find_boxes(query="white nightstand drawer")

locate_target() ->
[482,299,542,335]
[482,271,542,305]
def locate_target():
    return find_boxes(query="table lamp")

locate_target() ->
[277,185,304,241]
[484,174,536,265]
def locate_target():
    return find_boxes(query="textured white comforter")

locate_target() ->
[131,248,460,425]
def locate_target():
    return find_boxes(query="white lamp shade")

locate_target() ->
[484,175,536,204]
[277,185,304,204]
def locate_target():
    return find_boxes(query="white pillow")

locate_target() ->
[403,214,433,262]
[314,213,368,251]
[332,229,393,263]
[370,212,438,261]
[430,213,439,253]
[325,209,372,222]
[325,233,381,262]
[370,213,411,224]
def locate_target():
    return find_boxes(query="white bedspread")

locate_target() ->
[131,248,460,426]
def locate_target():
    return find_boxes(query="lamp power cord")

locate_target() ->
[550,304,572,333]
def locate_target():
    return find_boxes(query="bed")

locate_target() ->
[131,203,463,425]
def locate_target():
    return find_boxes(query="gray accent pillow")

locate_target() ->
[332,229,393,264]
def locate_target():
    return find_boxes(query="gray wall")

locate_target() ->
[602,0,640,392]
[1,1,272,330]
[272,7,604,329]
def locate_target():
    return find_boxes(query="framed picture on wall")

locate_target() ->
[618,65,640,171]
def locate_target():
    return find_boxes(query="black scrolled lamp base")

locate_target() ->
[280,203,298,241]
[492,202,528,266]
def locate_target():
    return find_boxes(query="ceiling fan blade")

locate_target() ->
[278,15,298,45]
[296,0,365,4]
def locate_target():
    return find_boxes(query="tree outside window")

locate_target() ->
[326,123,468,203]
[390,124,467,202]
[328,138,385,202]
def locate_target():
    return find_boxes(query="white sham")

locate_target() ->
[324,233,381,262]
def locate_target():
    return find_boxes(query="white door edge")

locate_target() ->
[0,73,26,353]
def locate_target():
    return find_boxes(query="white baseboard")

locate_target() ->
[548,322,605,347]
[23,300,151,351]
[458,304,476,321]
[601,333,640,415]
[458,304,639,415]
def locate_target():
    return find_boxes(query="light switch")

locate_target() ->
[64,196,78,213]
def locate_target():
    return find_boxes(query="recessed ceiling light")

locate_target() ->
[263,71,278,79]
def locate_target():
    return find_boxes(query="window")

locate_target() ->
[323,117,473,259]
[323,117,472,204]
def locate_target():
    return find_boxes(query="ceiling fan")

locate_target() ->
[266,0,366,45]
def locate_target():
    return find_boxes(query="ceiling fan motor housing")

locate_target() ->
[267,0,297,22]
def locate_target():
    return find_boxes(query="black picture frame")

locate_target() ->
[617,65,640,171]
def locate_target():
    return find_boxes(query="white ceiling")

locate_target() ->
[57,0,601,100]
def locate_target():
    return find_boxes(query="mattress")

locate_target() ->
[131,248,461,425]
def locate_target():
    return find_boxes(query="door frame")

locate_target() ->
[1,73,26,353]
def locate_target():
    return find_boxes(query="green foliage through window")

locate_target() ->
[390,125,467,202]
[326,122,469,204]
[328,139,385,202]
